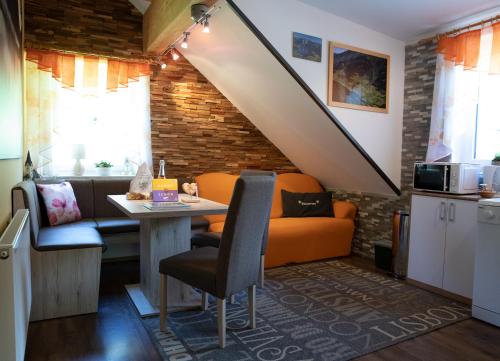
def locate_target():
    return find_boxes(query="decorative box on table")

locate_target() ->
[152,179,179,202]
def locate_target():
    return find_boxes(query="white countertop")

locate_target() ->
[478,198,500,207]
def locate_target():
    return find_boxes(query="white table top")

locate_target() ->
[107,194,228,219]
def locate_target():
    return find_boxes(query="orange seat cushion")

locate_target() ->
[334,201,356,220]
[209,216,354,268]
[195,173,237,224]
[201,172,357,269]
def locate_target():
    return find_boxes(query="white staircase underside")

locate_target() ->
[180,1,399,196]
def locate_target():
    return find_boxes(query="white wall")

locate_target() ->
[234,0,405,187]
[181,3,398,195]
[0,160,22,232]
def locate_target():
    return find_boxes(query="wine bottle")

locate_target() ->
[152,160,178,202]
[158,159,166,179]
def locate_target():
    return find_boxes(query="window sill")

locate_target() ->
[50,174,134,179]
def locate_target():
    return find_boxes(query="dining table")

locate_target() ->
[107,194,228,317]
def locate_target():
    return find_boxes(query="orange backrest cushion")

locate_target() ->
[196,172,326,222]
[271,173,325,218]
[195,173,238,223]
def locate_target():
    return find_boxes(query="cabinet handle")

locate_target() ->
[439,201,447,220]
[449,202,456,222]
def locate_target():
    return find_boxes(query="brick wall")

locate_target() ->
[333,39,437,257]
[150,57,297,177]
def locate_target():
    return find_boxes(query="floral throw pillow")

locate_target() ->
[36,182,82,226]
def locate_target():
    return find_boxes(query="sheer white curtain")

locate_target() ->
[25,57,152,176]
[426,27,497,162]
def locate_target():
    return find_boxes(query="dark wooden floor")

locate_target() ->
[25,257,500,361]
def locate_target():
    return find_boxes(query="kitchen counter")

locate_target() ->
[412,190,483,202]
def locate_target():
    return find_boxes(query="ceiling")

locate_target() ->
[298,0,500,42]
[129,0,150,14]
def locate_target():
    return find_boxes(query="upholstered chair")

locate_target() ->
[191,170,275,288]
[158,174,275,348]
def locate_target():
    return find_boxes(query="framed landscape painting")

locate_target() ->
[328,42,389,113]
[292,32,322,62]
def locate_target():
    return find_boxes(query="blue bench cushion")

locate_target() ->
[95,217,140,234]
[36,221,104,251]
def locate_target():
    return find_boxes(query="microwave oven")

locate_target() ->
[413,162,480,194]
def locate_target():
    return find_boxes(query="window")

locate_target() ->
[25,55,152,177]
[475,72,500,160]
[427,25,500,163]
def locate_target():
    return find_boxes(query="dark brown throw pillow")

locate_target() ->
[281,190,334,217]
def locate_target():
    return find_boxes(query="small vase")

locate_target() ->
[97,167,112,177]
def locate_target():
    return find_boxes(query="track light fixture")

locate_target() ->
[202,16,210,33]
[191,3,209,23]
[156,55,167,70]
[158,3,218,65]
[181,32,190,49]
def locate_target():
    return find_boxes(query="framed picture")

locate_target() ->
[328,42,390,113]
[0,0,23,159]
[292,32,322,62]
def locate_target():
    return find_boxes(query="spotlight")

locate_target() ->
[202,18,210,33]
[181,32,189,49]
[160,62,167,70]
[171,50,180,61]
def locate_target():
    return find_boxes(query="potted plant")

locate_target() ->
[95,161,113,176]
[493,153,500,166]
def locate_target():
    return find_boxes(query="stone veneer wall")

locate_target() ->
[24,0,297,178]
[150,57,298,177]
[24,0,144,59]
[24,0,439,256]
[333,39,438,257]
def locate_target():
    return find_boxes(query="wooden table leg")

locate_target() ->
[125,216,201,316]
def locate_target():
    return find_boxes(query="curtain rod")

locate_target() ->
[419,14,500,43]
[24,42,162,64]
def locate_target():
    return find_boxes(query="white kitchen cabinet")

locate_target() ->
[408,194,477,299]
[408,196,447,289]
[442,199,477,298]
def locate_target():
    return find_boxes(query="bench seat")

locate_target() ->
[95,217,140,234]
[36,225,104,252]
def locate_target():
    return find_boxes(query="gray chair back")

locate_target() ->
[240,170,275,256]
[216,175,275,298]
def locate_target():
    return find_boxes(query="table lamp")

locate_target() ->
[72,144,86,176]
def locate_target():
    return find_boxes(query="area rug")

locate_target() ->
[142,260,470,361]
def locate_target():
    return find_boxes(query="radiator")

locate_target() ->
[0,210,31,361]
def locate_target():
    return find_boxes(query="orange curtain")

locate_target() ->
[26,49,76,88]
[437,29,481,70]
[26,49,151,91]
[83,56,99,88]
[490,23,500,74]
[106,60,150,92]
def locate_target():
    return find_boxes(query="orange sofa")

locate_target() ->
[195,172,357,268]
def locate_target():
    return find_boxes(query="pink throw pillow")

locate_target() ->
[36,182,82,226]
